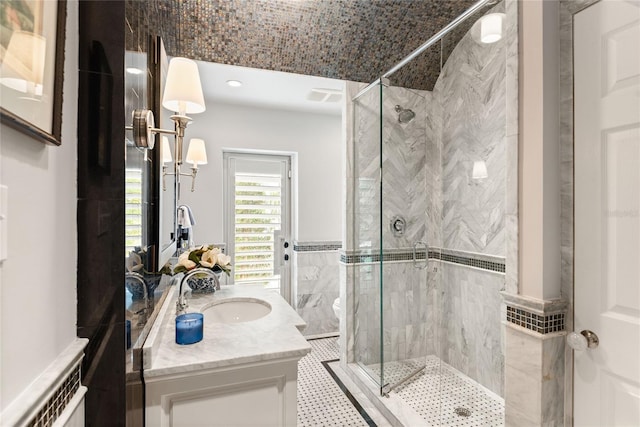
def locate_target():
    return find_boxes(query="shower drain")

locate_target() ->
[454,407,472,417]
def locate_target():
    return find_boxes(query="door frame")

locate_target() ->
[222,149,296,303]
[559,0,607,423]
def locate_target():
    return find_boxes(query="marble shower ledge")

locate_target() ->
[143,284,311,379]
[501,292,568,315]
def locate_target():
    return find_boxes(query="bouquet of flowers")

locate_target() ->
[126,246,172,276]
[125,246,172,298]
[174,245,232,276]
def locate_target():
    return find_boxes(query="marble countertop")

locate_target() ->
[143,283,311,379]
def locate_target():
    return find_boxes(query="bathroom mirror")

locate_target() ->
[126,35,177,427]
[124,47,151,268]
[124,43,154,356]
[152,36,178,268]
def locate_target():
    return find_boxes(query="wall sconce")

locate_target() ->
[480,13,504,43]
[471,13,506,45]
[163,138,208,192]
[130,57,206,192]
[0,31,46,99]
[471,160,489,183]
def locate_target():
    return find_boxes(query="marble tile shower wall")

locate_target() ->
[353,84,430,251]
[423,1,507,399]
[353,86,381,251]
[383,262,429,364]
[353,262,429,366]
[436,263,505,397]
[352,85,432,368]
[352,263,380,366]
[381,86,429,250]
[435,2,507,257]
[346,4,509,403]
[294,249,341,337]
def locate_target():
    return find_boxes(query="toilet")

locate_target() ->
[332,297,340,319]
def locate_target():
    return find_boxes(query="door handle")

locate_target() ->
[567,329,599,351]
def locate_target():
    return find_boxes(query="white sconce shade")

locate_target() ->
[186,138,208,167]
[0,31,46,95]
[161,136,173,163]
[472,160,489,180]
[480,13,504,44]
[162,57,206,116]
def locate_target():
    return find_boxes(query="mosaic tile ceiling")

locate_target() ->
[128,0,495,90]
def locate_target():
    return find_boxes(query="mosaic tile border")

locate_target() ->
[340,250,428,264]
[432,251,506,273]
[27,362,81,427]
[341,248,505,273]
[294,241,343,252]
[506,306,566,335]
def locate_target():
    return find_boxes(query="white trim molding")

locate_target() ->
[1,338,88,427]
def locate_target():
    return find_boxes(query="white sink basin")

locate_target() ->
[201,298,272,324]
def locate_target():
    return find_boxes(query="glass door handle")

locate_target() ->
[567,330,599,351]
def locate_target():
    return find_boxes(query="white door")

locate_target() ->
[223,152,292,301]
[574,1,640,425]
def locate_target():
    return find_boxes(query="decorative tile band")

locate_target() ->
[294,241,343,252]
[506,305,566,335]
[340,248,505,273]
[340,250,427,264]
[27,362,82,427]
[431,251,506,273]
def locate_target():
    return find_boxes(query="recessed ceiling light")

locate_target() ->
[226,80,243,87]
[126,67,143,75]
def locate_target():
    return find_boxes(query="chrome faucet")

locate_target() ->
[176,269,220,315]
[176,274,190,315]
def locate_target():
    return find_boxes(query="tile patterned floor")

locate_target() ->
[367,356,505,426]
[298,338,504,426]
[297,337,374,427]
[360,358,427,389]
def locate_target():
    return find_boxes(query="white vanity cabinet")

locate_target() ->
[142,285,310,427]
[145,357,301,426]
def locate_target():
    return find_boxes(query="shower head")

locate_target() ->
[395,105,415,124]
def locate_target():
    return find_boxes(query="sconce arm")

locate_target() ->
[176,167,199,192]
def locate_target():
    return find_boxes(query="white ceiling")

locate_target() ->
[196,60,345,116]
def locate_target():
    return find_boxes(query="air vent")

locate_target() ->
[307,88,343,103]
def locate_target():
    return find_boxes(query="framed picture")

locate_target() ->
[0,0,67,146]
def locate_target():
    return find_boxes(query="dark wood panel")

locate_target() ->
[77,2,126,425]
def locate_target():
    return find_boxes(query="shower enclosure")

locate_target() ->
[344,0,513,425]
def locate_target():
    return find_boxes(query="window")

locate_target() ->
[233,171,282,289]
[224,152,291,299]
[125,168,143,254]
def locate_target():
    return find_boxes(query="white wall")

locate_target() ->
[519,0,561,300]
[0,0,78,411]
[178,102,343,244]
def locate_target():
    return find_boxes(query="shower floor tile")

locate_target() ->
[297,337,377,427]
[366,357,505,426]
[361,359,426,388]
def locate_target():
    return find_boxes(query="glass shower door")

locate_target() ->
[379,76,431,396]
[351,81,384,390]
